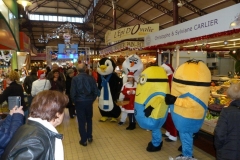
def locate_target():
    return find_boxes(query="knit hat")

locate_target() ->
[161,63,174,75]
[127,72,134,78]
[67,69,74,75]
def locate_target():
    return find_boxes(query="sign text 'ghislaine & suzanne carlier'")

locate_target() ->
[105,23,159,44]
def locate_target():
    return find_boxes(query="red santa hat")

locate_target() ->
[37,70,45,79]
[127,72,134,78]
[161,63,174,75]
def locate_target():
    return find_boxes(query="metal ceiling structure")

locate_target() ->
[18,0,239,52]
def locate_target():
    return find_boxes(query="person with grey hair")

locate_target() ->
[71,63,98,146]
[214,82,240,160]
[66,68,75,118]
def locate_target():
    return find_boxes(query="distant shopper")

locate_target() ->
[31,70,51,97]
[0,71,26,113]
[0,106,24,157]
[45,66,51,78]
[47,63,66,81]
[214,82,240,160]
[50,69,66,93]
[2,90,68,160]
[66,69,75,118]
[23,67,38,108]
[71,63,98,146]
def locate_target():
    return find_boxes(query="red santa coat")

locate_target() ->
[119,82,137,113]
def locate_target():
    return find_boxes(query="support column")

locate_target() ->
[173,0,179,25]
[112,0,117,29]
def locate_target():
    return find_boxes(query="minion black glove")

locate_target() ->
[165,94,177,105]
[144,106,154,117]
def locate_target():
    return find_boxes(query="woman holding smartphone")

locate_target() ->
[0,71,26,113]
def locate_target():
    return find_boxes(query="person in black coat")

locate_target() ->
[65,69,75,118]
[23,67,38,108]
[214,82,240,160]
[0,71,26,112]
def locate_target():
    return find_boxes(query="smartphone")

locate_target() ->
[8,96,21,110]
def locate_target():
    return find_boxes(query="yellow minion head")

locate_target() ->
[135,66,170,119]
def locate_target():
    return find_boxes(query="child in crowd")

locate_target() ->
[118,72,137,130]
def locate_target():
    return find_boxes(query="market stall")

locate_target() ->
[143,3,240,157]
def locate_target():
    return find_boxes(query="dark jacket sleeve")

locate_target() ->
[5,138,45,160]
[70,77,76,103]
[91,77,98,100]
[0,113,24,153]
[23,77,30,94]
[0,87,10,104]
[214,109,228,150]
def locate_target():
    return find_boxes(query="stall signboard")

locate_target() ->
[31,53,46,60]
[100,41,144,54]
[105,23,159,45]
[144,3,240,47]
[19,32,30,52]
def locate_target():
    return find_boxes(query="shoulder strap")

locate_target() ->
[42,80,47,91]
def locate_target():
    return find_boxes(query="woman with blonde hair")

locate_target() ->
[2,90,68,160]
[214,82,240,160]
[0,70,26,112]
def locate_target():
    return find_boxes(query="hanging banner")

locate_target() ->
[144,3,240,47]
[105,23,159,44]
[100,41,144,54]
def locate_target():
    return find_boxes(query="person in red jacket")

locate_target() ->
[118,72,137,130]
[161,63,178,142]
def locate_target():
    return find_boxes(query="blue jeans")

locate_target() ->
[75,100,93,143]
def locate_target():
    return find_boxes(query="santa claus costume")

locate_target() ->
[119,72,137,130]
[161,63,178,142]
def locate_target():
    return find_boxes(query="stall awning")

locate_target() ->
[0,17,19,50]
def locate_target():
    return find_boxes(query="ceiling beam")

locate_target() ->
[64,1,84,15]
[181,0,207,16]
[68,0,88,11]
[141,0,187,23]
[103,0,151,25]
[95,11,125,27]
[28,0,51,13]
[85,0,107,23]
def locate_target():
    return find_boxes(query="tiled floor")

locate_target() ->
[57,100,215,160]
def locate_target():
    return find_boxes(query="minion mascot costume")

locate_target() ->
[97,57,123,122]
[165,60,211,159]
[135,66,169,152]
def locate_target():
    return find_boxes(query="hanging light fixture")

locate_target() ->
[17,0,32,11]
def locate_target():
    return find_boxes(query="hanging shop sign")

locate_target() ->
[31,53,46,60]
[100,41,144,55]
[19,32,30,52]
[144,3,240,48]
[105,23,159,45]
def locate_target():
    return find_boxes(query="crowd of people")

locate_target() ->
[0,60,239,160]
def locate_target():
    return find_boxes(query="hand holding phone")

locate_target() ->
[9,106,24,115]
[8,96,21,110]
